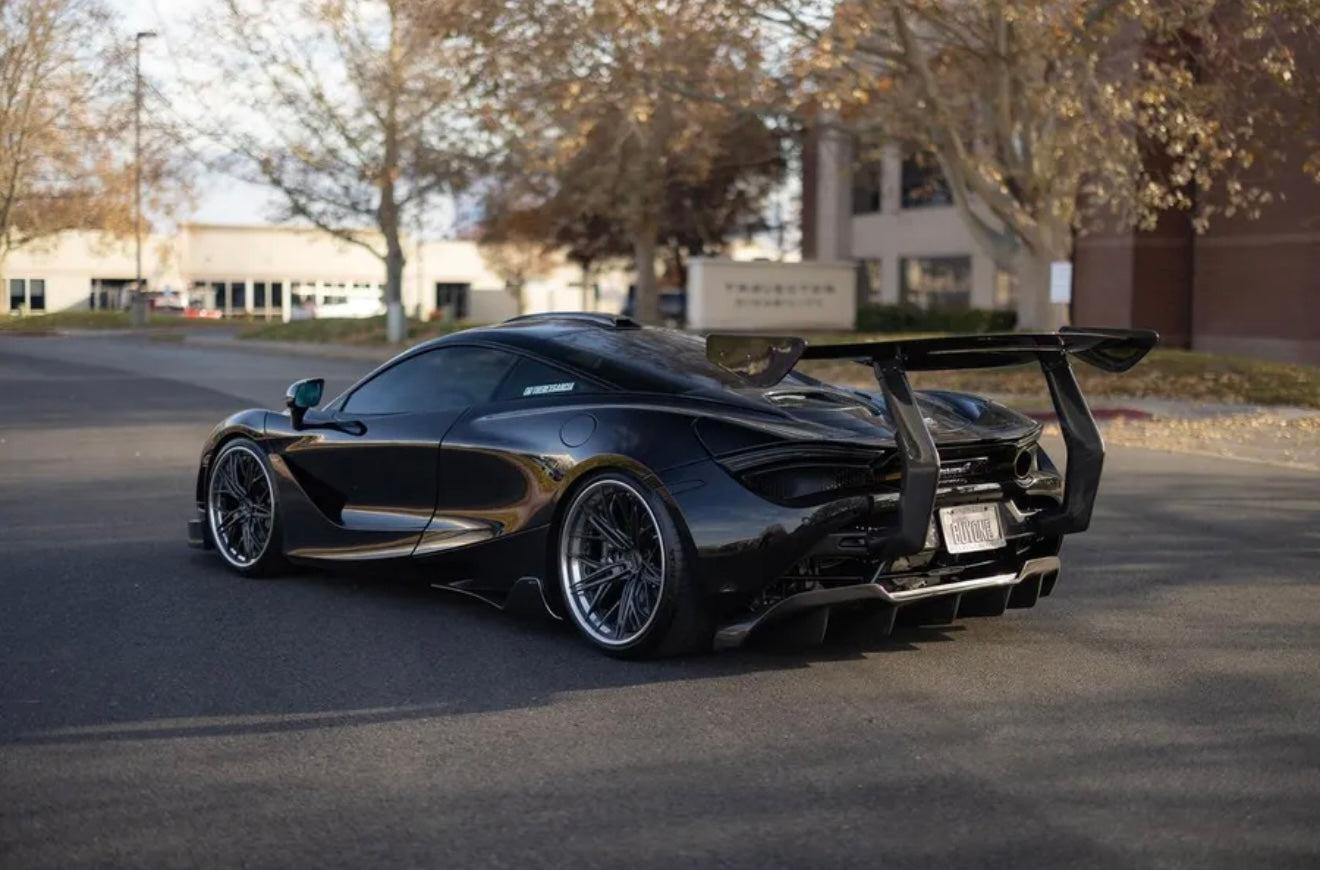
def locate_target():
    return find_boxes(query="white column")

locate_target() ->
[282,278,292,322]
[884,257,902,305]
[882,144,902,216]
[814,124,855,262]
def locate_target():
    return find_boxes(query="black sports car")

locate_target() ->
[188,313,1157,657]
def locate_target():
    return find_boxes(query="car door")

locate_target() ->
[279,345,517,560]
[423,354,606,562]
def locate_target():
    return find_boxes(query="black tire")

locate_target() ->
[206,438,288,578]
[556,469,713,658]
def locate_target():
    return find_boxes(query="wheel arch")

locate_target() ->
[195,411,270,504]
[541,454,697,612]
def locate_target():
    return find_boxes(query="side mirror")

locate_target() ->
[285,378,324,429]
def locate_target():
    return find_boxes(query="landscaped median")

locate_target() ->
[237,315,473,345]
[799,346,1320,410]
[0,310,236,333]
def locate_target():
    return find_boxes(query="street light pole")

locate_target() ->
[130,30,157,328]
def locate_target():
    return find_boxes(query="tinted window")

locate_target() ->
[343,347,515,414]
[900,256,971,309]
[494,357,596,401]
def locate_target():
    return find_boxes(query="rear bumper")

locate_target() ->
[713,555,1061,650]
[662,455,1062,609]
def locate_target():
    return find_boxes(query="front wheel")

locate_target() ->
[206,438,287,577]
[557,470,712,658]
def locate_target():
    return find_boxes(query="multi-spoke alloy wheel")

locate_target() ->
[559,477,667,650]
[208,442,277,571]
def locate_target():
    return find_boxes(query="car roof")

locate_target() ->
[417,313,763,398]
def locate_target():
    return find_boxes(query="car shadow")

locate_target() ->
[1,538,984,748]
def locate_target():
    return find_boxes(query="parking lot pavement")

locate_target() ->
[2,335,1318,869]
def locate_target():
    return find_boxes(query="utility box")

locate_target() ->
[686,258,856,331]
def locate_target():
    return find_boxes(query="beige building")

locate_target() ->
[2,223,630,323]
[804,129,1015,312]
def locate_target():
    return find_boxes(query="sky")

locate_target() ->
[111,0,277,224]
[108,0,795,253]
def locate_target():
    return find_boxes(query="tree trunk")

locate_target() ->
[384,242,407,343]
[380,10,406,344]
[632,230,659,325]
[580,260,594,311]
[1014,249,1069,331]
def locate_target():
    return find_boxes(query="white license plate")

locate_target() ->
[938,503,1005,554]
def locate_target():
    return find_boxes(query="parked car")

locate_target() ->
[188,313,1157,657]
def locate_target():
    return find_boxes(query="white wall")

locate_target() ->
[813,141,1007,310]
[3,232,184,313]
[1,224,626,323]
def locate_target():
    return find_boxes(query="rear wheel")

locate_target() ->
[557,471,710,657]
[207,438,287,577]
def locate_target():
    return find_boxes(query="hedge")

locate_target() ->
[855,303,1017,334]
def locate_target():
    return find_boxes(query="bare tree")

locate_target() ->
[192,0,488,342]
[754,0,1320,328]
[481,106,786,312]
[0,0,180,300]
[485,0,777,324]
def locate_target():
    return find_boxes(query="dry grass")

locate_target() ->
[798,344,1320,410]
[0,310,229,332]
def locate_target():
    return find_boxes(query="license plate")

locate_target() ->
[938,503,1005,554]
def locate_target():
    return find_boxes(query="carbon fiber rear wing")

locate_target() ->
[707,328,1159,555]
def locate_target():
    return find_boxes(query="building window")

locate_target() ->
[994,268,1018,310]
[271,282,283,308]
[901,151,952,209]
[851,157,883,215]
[6,278,46,311]
[857,259,884,304]
[291,282,315,309]
[900,256,972,309]
[230,281,246,311]
[435,282,470,319]
[253,282,267,309]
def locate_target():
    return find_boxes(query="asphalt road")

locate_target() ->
[2,334,1318,869]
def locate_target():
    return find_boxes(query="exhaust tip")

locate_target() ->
[1013,446,1035,480]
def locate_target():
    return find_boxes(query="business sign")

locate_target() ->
[686,258,857,331]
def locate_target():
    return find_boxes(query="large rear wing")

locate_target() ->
[706,328,1158,556]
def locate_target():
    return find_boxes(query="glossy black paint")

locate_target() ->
[189,314,1154,646]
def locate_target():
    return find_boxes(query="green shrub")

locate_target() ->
[855,303,1016,334]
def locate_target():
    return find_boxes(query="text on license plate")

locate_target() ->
[938,503,1005,554]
